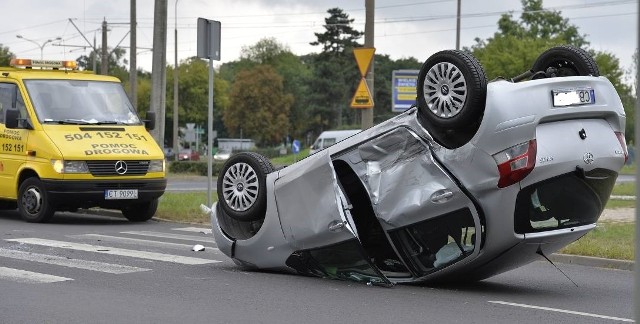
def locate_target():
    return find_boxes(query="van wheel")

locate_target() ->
[217,152,274,222]
[532,45,599,78]
[121,198,158,222]
[18,178,55,223]
[417,50,487,148]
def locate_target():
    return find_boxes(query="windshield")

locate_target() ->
[24,80,140,125]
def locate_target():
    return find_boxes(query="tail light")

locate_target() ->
[493,140,537,188]
[614,132,628,163]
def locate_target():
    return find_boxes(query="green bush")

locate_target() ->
[168,161,225,176]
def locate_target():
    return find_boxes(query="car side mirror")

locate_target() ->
[144,111,156,130]
[4,108,19,129]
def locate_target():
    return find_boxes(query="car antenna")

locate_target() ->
[536,245,578,287]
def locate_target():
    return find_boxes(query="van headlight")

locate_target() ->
[148,159,164,172]
[51,160,89,174]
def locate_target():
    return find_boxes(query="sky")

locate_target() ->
[1,0,637,83]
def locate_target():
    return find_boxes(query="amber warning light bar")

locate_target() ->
[10,58,77,70]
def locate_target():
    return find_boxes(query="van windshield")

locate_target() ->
[24,80,141,125]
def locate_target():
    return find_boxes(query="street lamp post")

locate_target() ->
[173,0,180,161]
[16,35,61,59]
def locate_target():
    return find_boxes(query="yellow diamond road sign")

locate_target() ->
[351,78,374,109]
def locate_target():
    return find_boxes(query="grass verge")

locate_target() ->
[559,221,634,260]
[270,148,310,166]
[156,192,216,224]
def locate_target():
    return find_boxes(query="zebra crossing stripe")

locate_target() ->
[70,234,220,252]
[0,249,150,274]
[6,238,219,265]
[172,227,213,234]
[120,231,216,242]
[0,266,72,284]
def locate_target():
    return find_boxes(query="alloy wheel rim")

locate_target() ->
[423,62,467,119]
[222,162,259,212]
[22,187,42,215]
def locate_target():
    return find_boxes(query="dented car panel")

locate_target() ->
[210,48,626,285]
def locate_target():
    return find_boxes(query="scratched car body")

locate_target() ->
[209,46,626,285]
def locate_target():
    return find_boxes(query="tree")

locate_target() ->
[306,8,364,134]
[0,44,14,66]
[469,0,636,141]
[310,8,363,54]
[224,65,292,146]
[237,38,313,140]
[166,57,230,147]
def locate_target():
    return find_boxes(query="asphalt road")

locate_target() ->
[0,209,633,324]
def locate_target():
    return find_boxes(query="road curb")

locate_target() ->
[550,253,634,271]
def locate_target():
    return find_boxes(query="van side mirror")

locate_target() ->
[4,108,19,129]
[144,111,156,130]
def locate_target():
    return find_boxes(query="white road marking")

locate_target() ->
[0,266,72,284]
[70,234,219,252]
[120,231,215,243]
[0,249,150,274]
[172,227,212,234]
[488,301,633,322]
[6,238,219,265]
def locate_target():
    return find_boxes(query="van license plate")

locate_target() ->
[552,89,595,107]
[105,189,138,200]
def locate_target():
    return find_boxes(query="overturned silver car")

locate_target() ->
[209,45,627,285]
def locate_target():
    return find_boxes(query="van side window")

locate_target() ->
[0,83,29,124]
[0,83,14,123]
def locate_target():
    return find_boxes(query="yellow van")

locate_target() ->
[0,59,165,223]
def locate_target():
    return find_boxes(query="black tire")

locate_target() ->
[215,203,263,240]
[121,198,159,222]
[416,50,487,148]
[18,177,55,223]
[532,45,599,78]
[217,152,274,222]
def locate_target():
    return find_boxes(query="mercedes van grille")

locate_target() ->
[86,160,150,176]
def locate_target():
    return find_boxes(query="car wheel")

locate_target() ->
[121,198,159,222]
[417,50,487,148]
[217,152,274,222]
[18,177,55,223]
[532,45,599,78]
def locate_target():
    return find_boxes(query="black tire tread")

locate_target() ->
[121,198,158,222]
[532,45,599,77]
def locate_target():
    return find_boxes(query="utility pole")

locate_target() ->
[101,19,108,75]
[130,0,138,110]
[150,0,168,147]
[173,0,180,160]
[634,1,639,321]
[361,0,374,130]
[456,0,461,50]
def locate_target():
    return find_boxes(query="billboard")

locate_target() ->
[392,70,419,112]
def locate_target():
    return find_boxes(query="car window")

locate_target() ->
[323,138,336,148]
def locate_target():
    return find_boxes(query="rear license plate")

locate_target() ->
[105,189,138,200]
[552,88,595,107]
